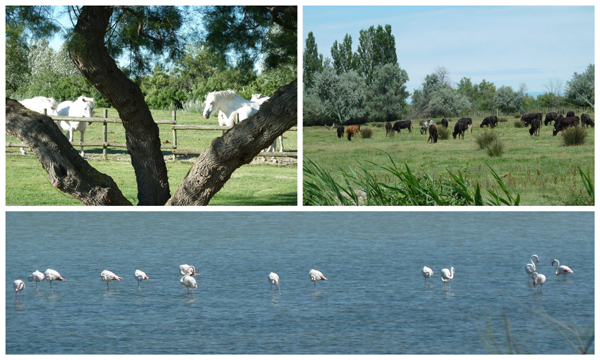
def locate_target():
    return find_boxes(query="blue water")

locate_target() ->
[5,212,594,354]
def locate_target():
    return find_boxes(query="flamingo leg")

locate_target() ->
[314,282,316,290]
[50,281,54,295]
[36,283,39,292]
[271,284,273,295]
[278,283,281,295]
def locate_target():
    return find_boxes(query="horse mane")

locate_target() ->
[207,90,241,102]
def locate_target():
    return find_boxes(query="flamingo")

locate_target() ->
[268,272,281,295]
[100,270,123,290]
[309,269,328,290]
[531,272,546,292]
[551,259,573,280]
[179,264,200,277]
[134,269,149,292]
[422,266,433,283]
[441,267,455,288]
[525,255,539,276]
[44,269,66,294]
[14,280,25,302]
[180,275,198,298]
[27,270,45,292]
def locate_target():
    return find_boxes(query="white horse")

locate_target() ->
[203,90,281,152]
[57,96,94,156]
[18,96,59,154]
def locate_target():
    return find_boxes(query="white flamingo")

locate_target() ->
[422,266,433,283]
[27,270,46,292]
[179,264,200,277]
[134,269,149,292]
[44,269,66,294]
[441,267,455,288]
[551,259,573,280]
[180,275,198,298]
[268,272,281,295]
[525,255,539,276]
[14,280,25,302]
[100,270,123,290]
[309,269,328,290]
[531,272,546,292]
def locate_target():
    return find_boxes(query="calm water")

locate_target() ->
[5,212,594,354]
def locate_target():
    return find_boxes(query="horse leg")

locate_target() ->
[279,135,284,152]
[80,130,85,157]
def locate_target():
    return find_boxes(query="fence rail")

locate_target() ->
[7,109,297,160]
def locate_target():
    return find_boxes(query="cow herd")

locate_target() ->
[334,111,594,144]
[521,112,595,137]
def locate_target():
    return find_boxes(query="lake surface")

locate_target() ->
[5,212,594,354]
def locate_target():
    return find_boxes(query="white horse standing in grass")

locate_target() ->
[57,96,94,156]
[18,96,59,154]
[203,90,281,152]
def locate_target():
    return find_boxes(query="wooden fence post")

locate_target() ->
[172,110,177,160]
[103,109,108,159]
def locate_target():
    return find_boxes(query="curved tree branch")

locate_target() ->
[6,99,132,205]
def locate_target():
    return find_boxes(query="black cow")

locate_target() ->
[457,118,473,133]
[385,122,392,136]
[544,112,558,126]
[441,118,449,128]
[521,113,542,126]
[337,125,345,138]
[393,120,412,133]
[480,116,498,128]
[581,113,594,127]
[553,116,580,136]
[427,124,438,143]
[567,111,575,117]
[452,121,470,139]
[529,118,541,136]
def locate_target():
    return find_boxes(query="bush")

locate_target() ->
[514,114,521,118]
[562,127,587,146]
[498,117,508,122]
[361,128,373,138]
[475,130,499,149]
[437,126,450,140]
[370,122,384,128]
[514,121,525,128]
[486,140,505,157]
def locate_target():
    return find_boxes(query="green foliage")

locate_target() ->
[361,128,373,138]
[303,32,324,90]
[426,88,472,118]
[513,121,525,128]
[303,155,521,206]
[5,23,29,93]
[366,63,409,121]
[485,140,505,157]
[331,34,356,75]
[565,64,594,107]
[475,130,499,149]
[312,66,366,124]
[302,90,325,126]
[457,77,496,111]
[202,6,297,70]
[494,86,524,114]
[498,117,508,122]
[355,24,397,85]
[562,127,587,146]
[437,126,450,140]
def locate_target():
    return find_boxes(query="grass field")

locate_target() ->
[6,108,297,206]
[303,115,594,205]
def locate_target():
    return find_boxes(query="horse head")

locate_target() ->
[203,92,218,119]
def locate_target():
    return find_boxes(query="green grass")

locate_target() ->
[303,116,594,205]
[6,108,297,206]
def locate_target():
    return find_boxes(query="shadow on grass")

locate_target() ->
[210,192,297,206]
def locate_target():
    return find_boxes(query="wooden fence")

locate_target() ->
[7,109,297,159]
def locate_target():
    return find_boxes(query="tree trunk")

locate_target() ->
[67,6,170,205]
[6,99,132,205]
[166,79,297,205]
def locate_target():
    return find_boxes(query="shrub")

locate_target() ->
[361,128,373,139]
[498,117,508,122]
[437,126,450,140]
[486,140,505,157]
[514,121,525,128]
[562,126,587,146]
[514,114,521,118]
[370,122,384,128]
[475,130,499,149]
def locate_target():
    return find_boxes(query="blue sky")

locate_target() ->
[303,6,594,95]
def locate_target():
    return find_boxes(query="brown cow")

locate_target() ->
[529,118,541,136]
[427,124,438,143]
[385,122,392,137]
[347,125,361,141]
[581,113,594,127]
[553,116,580,136]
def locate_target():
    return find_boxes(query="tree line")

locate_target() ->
[303,26,595,126]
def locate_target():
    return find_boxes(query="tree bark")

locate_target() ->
[67,6,171,205]
[6,99,132,205]
[166,79,297,205]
